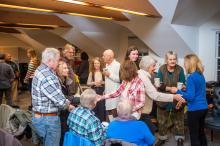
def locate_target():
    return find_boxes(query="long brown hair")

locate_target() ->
[125,45,139,60]
[89,57,104,73]
[120,60,138,82]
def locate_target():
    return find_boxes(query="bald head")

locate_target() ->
[4,53,12,61]
[103,49,114,64]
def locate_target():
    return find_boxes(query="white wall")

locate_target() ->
[198,12,220,81]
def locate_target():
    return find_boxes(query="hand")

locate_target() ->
[182,85,186,90]
[170,87,178,94]
[175,99,186,109]
[173,94,184,102]
[103,70,110,77]
[68,105,75,112]
[95,81,102,86]
[96,95,103,102]
[24,79,28,84]
[65,99,70,106]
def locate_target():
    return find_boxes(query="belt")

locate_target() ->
[34,112,58,117]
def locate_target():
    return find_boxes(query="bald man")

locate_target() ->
[5,53,19,103]
[102,49,121,121]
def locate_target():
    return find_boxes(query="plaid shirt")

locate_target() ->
[32,63,67,113]
[67,107,106,146]
[105,76,145,112]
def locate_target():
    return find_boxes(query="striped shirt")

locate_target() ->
[24,57,40,82]
[67,107,106,146]
[32,63,67,113]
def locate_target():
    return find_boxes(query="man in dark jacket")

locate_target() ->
[0,53,15,105]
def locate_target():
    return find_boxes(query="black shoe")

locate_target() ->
[155,140,166,146]
[177,138,184,146]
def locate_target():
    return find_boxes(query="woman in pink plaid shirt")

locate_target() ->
[101,60,145,120]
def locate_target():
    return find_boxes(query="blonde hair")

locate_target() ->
[184,54,204,74]
[63,43,75,53]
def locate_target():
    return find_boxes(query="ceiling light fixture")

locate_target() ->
[67,12,112,20]
[0,3,55,13]
[101,6,148,16]
[0,22,59,29]
[57,0,89,6]
[0,3,113,20]
[56,0,149,16]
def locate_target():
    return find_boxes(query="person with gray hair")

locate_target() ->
[61,43,77,95]
[138,56,185,135]
[155,51,186,146]
[67,89,105,146]
[32,48,74,146]
[106,99,156,146]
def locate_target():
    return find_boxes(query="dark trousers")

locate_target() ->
[140,113,156,134]
[187,109,208,146]
[28,78,33,93]
[92,86,106,122]
[0,88,12,105]
[60,110,69,146]
[28,78,33,107]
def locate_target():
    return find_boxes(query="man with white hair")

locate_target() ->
[102,49,120,120]
[32,48,74,146]
[67,89,105,146]
[106,99,155,146]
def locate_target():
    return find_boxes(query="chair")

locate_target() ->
[63,131,95,146]
[0,104,15,129]
[104,139,137,146]
[205,87,220,141]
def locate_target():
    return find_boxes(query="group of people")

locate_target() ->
[1,43,208,146]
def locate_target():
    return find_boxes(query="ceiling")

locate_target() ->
[172,0,220,26]
[0,0,160,22]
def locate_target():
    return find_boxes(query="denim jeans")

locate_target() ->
[32,115,61,146]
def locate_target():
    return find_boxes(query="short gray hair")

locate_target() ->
[139,56,156,71]
[165,51,177,63]
[80,89,97,109]
[42,48,60,64]
[117,99,133,117]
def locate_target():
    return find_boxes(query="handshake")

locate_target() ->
[173,94,186,109]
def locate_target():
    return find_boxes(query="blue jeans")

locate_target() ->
[32,115,61,146]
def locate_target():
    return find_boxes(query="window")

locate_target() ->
[216,32,220,81]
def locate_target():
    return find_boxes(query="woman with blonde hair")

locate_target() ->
[172,54,208,146]
[87,57,105,121]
